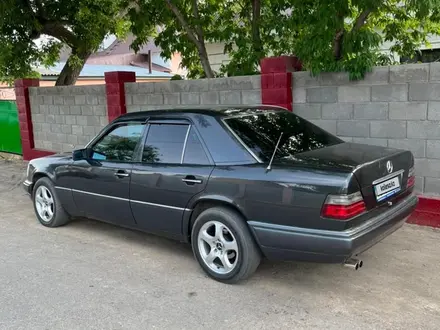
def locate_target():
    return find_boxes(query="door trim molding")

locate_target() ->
[58,187,192,212]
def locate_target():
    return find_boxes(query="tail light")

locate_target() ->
[321,191,366,220]
[407,166,415,189]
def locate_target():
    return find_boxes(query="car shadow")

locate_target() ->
[64,217,371,287]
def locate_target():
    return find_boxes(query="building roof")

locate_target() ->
[36,62,173,79]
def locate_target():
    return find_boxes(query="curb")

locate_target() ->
[407,195,440,228]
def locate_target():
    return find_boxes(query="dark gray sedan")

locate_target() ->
[23,106,418,283]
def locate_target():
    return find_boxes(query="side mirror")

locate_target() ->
[72,148,88,161]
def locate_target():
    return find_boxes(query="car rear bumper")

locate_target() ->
[248,193,418,263]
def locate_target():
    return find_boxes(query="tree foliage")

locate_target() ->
[0,0,134,85]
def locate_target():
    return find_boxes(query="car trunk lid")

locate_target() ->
[291,142,414,209]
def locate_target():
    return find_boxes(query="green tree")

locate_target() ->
[0,0,138,86]
[282,0,440,79]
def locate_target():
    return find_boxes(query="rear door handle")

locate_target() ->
[114,170,130,178]
[182,175,202,185]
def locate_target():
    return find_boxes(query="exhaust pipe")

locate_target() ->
[344,258,363,270]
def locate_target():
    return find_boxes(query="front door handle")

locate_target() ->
[114,170,130,178]
[182,175,202,185]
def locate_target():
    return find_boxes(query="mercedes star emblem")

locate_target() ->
[386,160,393,174]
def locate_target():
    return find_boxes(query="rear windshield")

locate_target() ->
[223,110,343,162]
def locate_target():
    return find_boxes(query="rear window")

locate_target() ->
[223,111,343,162]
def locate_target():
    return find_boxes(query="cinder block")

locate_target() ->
[55,115,64,124]
[46,114,56,124]
[125,95,132,106]
[100,117,108,126]
[172,79,209,92]
[306,87,338,103]
[80,105,93,115]
[73,95,85,105]
[430,63,440,81]
[163,93,180,105]
[322,103,353,120]
[83,126,95,136]
[43,95,53,105]
[32,123,42,132]
[415,176,424,193]
[354,102,388,119]
[56,133,68,143]
[63,96,75,105]
[41,123,51,132]
[370,121,406,138]
[353,138,388,147]
[388,139,426,158]
[50,124,61,133]
[357,66,390,85]
[292,87,306,103]
[389,102,427,120]
[371,84,407,102]
[294,104,321,119]
[340,137,353,142]
[53,95,64,105]
[38,105,49,115]
[65,116,76,125]
[427,140,440,159]
[154,81,172,93]
[424,177,440,194]
[136,82,155,94]
[390,64,429,83]
[201,91,220,105]
[132,94,148,105]
[71,125,83,135]
[147,93,164,105]
[69,106,81,115]
[428,102,440,120]
[98,96,106,105]
[310,120,337,134]
[407,121,440,139]
[409,83,440,101]
[86,95,99,105]
[241,90,261,104]
[320,72,350,86]
[49,105,60,115]
[415,158,440,178]
[60,125,72,134]
[92,106,106,116]
[292,71,320,87]
[124,82,138,94]
[181,93,200,105]
[86,116,100,126]
[51,143,62,152]
[338,86,370,102]
[76,116,88,126]
[67,134,78,145]
[59,106,70,115]
[337,121,369,137]
[220,91,242,105]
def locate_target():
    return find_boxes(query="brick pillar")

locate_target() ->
[105,71,136,122]
[14,79,54,161]
[260,56,302,111]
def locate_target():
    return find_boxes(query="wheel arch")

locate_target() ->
[185,195,249,243]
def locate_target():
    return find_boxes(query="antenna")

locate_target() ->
[266,132,283,171]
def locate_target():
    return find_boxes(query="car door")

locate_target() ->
[67,121,145,227]
[130,119,215,237]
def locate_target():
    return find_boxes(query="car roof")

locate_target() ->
[114,105,287,122]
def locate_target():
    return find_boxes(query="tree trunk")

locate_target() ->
[333,29,344,60]
[251,0,263,61]
[55,49,91,86]
[197,45,214,78]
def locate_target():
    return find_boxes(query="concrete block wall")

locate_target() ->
[29,85,108,152]
[292,63,440,195]
[125,75,261,112]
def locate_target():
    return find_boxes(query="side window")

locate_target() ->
[91,123,144,162]
[142,124,189,163]
[183,127,210,165]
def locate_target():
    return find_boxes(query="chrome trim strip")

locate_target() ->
[70,188,192,211]
[55,186,72,191]
[181,125,191,164]
[23,180,32,187]
[130,199,191,211]
[372,169,405,185]
[72,189,128,201]
[221,118,262,163]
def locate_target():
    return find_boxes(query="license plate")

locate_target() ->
[374,176,401,202]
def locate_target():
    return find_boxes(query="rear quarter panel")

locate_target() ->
[193,165,357,231]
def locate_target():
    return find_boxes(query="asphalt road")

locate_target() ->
[0,159,439,330]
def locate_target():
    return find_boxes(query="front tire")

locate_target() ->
[191,207,261,284]
[32,177,70,227]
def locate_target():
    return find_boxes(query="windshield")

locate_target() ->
[223,111,343,162]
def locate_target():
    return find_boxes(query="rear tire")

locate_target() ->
[32,177,70,228]
[191,206,261,284]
